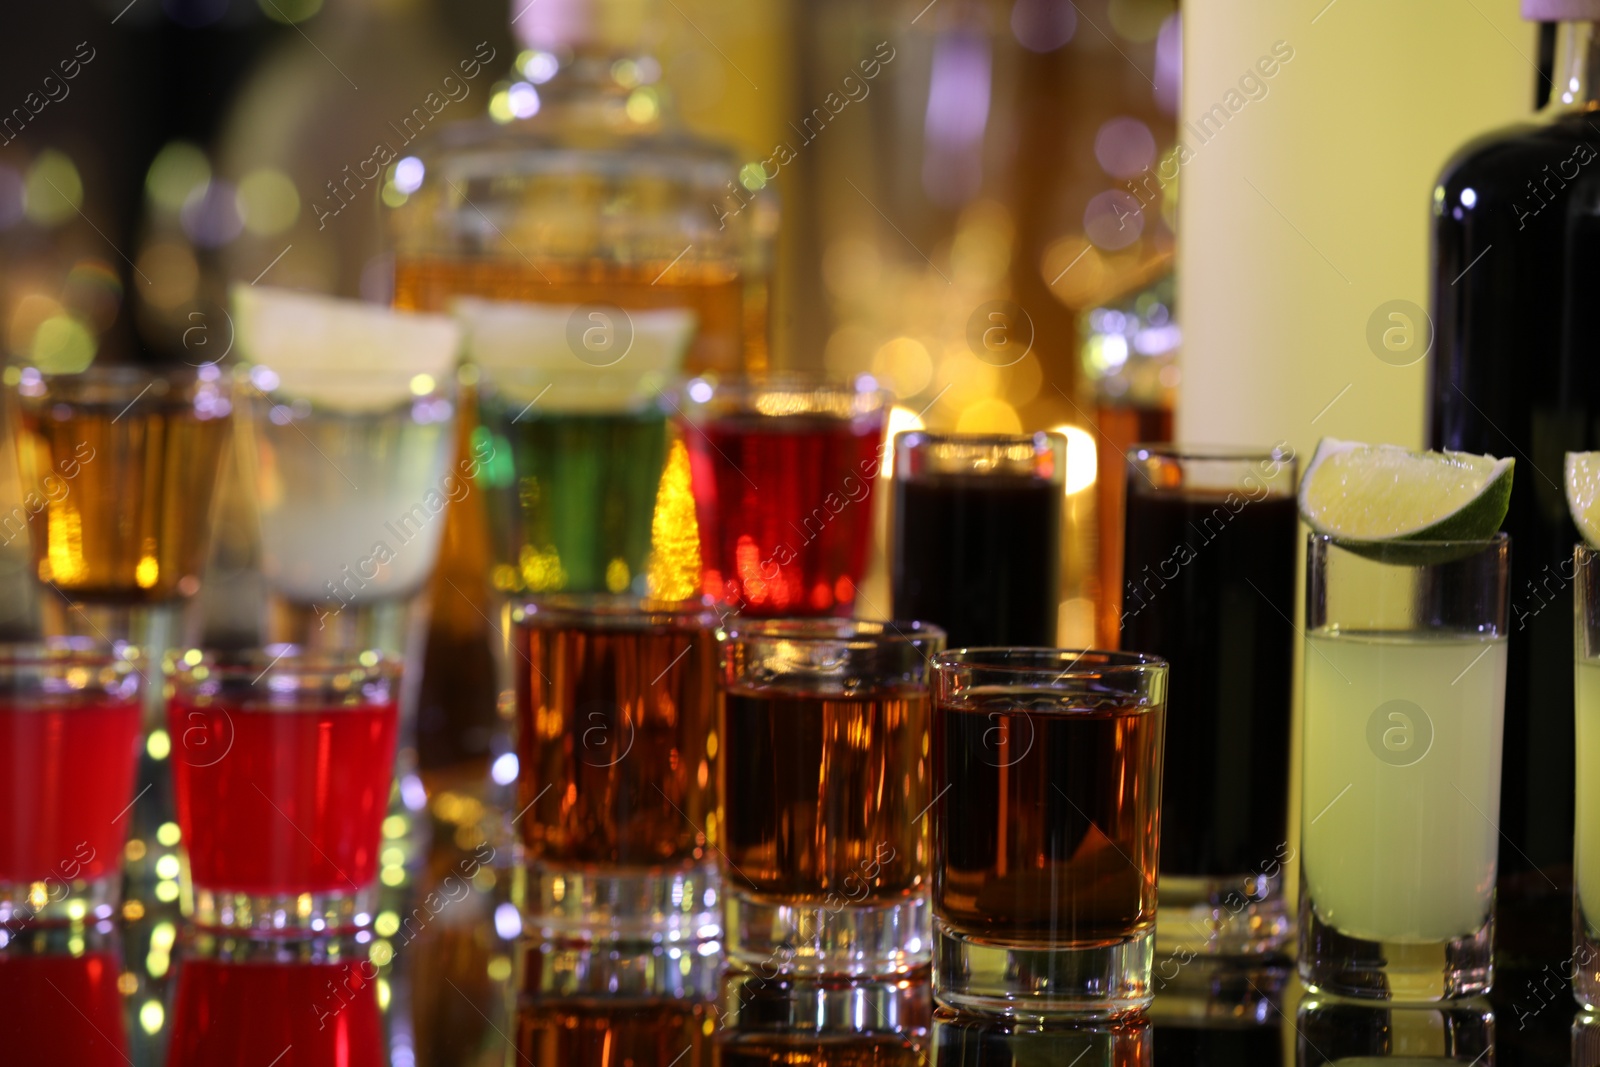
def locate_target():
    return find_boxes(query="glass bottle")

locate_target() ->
[1427,2,1600,955]
[384,0,761,791]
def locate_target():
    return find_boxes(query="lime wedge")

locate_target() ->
[1567,452,1600,549]
[1299,438,1512,552]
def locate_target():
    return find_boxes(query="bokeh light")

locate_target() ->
[1052,424,1099,494]
[236,168,300,236]
[181,180,244,247]
[1108,0,1174,43]
[31,314,96,373]
[1011,0,1076,52]
[1094,117,1157,178]
[146,142,210,213]
[257,0,322,23]
[956,397,1022,435]
[23,151,83,227]
[871,336,934,398]
[1084,189,1144,250]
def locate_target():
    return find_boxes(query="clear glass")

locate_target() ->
[168,932,382,1063]
[474,360,675,600]
[717,618,944,977]
[930,1007,1152,1063]
[0,919,130,1060]
[1296,996,1494,1063]
[0,641,143,924]
[167,648,400,933]
[1577,543,1600,1011]
[7,363,232,636]
[386,0,762,376]
[514,939,718,1065]
[1120,443,1297,957]
[511,595,720,941]
[678,375,890,617]
[890,431,1065,648]
[716,968,932,1063]
[237,364,458,655]
[1299,533,1511,1000]
[931,649,1167,1017]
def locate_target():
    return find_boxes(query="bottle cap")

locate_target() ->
[1523,0,1600,19]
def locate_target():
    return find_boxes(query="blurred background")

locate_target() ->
[0,0,1182,650]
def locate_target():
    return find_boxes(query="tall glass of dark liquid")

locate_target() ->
[1119,444,1297,956]
[891,432,1065,648]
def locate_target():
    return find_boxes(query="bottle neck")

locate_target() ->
[1546,20,1600,111]
[505,0,670,130]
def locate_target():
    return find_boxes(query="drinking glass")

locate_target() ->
[931,1009,1152,1065]
[1576,543,1600,1010]
[238,363,459,654]
[7,363,232,622]
[168,933,382,1067]
[1300,534,1510,999]
[718,618,944,977]
[677,376,889,616]
[515,939,718,1067]
[512,595,720,941]
[0,920,129,1064]
[891,431,1065,648]
[168,648,400,932]
[931,649,1167,1017]
[716,969,932,1064]
[465,296,693,600]
[1120,443,1297,956]
[1296,997,1494,1063]
[0,641,143,924]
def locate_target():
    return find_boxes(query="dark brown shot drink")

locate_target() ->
[1120,444,1297,955]
[513,596,720,941]
[718,619,945,976]
[890,432,1065,648]
[932,649,1167,1017]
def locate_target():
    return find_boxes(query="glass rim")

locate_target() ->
[168,645,400,682]
[934,647,1166,676]
[10,362,223,388]
[675,373,892,413]
[1128,441,1293,463]
[895,429,1066,450]
[1307,531,1510,549]
[0,639,143,669]
[514,593,721,629]
[719,617,946,649]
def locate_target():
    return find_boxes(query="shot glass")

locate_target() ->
[0,920,129,1063]
[1577,544,1600,1010]
[7,363,232,613]
[512,595,720,941]
[1120,444,1298,956]
[239,363,458,653]
[0,641,143,925]
[718,619,944,976]
[168,933,382,1067]
[168,648,400,932]
[515,939,718,1067]
[891,431,1065,648]
[716,969,932,1064]
[932,649,1168,1017]
[677,376,889,616]
[1299,534,1510,999]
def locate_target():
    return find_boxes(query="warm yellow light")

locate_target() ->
[139,1001,164,1035]
[154,855,180,880]
[147,729,172,760]
[145,142,209,213]
[1052,424,1100,495]
[236,168,300,236]
[879,406,926,479]
[24,151,83,227]
[156,822,181,846]
[956,398,1022,436]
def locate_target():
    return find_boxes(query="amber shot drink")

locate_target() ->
[512,596,720,941]
[932,649,1167,1017]
[718,619,944,977]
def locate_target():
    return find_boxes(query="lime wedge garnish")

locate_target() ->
[1567,452,1600,549]
[1299,438,1512,551]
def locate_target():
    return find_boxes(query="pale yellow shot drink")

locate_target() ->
[1303,630,1507,944]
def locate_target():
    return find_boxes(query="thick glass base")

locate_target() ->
[188,883,378,934]
[0,873,119,926]
[726,891,929,978]
[521,862,720,943]
[932,917,1154,1018]
[1156,871,1292,957]
[1297,889,1493,1000]
[1577,900,1600,1011]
